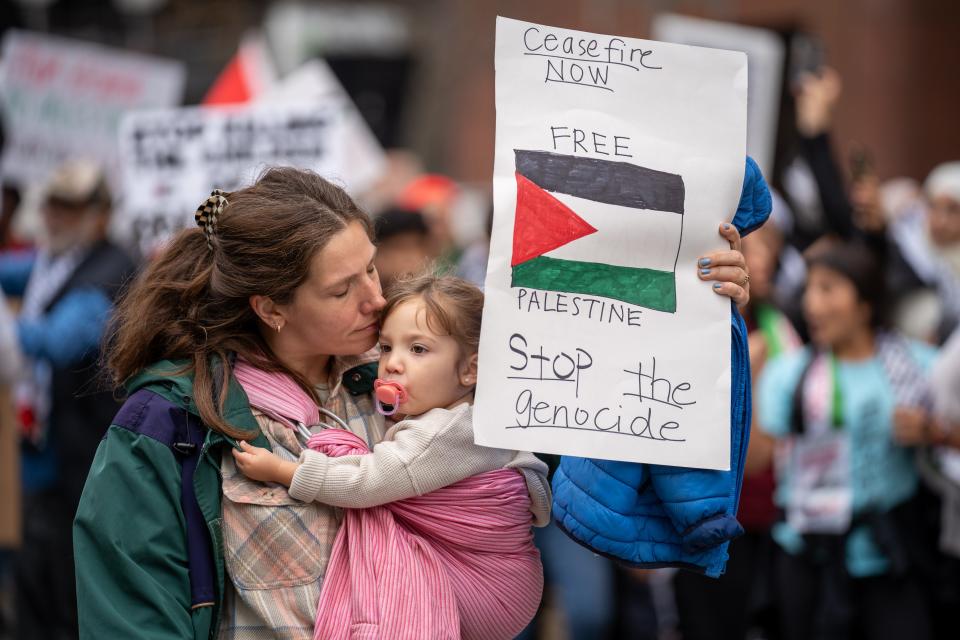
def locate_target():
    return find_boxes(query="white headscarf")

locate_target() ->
[925,161,960,203]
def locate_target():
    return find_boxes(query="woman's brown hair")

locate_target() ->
[107,166,371,438]
[380,273,484,358]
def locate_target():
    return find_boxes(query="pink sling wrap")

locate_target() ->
[233,360,543,640]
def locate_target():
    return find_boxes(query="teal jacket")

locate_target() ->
[73,359,376,640]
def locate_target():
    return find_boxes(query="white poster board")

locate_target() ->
[474,17,746,470]
[0,30,185,189]
[116,58,387,256]
[116,103,346,255]
[259,60,386,195]
[651,13,784,178]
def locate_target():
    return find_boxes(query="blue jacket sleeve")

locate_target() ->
[17,287,112,367]
[0,251,36,296]
[646,158,772,546]
[645,306,750,552]
[733,156,773,238]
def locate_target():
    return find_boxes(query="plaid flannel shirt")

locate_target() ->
[218,352,384,640]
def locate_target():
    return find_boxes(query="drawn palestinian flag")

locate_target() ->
[511,150,685,313]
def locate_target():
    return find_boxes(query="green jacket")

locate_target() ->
[73,359,376,640]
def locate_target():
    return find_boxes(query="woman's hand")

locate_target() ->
[698,223,750,309]
[794,67,842,138]
[232,440,298,487]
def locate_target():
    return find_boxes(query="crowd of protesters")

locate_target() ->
[0,27,958,640]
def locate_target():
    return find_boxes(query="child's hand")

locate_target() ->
[232,441,298,486]
[892,406,931,446]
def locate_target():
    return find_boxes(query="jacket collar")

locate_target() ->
[325,349,379,397]
[125,351,380,438]
[125,358,260,437]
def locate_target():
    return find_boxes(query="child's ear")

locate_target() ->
[459,352,479,387]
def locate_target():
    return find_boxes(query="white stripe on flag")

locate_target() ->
[544,192,683,273]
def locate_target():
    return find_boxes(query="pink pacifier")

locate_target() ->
[373,379,408,416]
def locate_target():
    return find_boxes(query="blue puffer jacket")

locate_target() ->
[551,157,772,577]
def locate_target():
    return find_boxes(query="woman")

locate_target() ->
[74,166,757,640]
[75,168,386,640]
[758,239,936,640]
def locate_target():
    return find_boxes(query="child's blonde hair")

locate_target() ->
[381,274,483,357]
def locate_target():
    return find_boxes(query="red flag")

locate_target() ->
[203,35,275,106]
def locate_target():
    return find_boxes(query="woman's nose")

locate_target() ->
[360,276,386,315]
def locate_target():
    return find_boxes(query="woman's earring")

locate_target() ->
[275,322,282,333]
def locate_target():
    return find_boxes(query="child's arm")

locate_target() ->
[292,411,511,508]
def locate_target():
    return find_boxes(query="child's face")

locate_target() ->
[378,297,477,417]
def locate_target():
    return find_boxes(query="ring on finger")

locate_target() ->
[738,273,750,288]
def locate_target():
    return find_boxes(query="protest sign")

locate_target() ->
[259,60,386,196]
[474,17,746,470]
[652,14,783,177]
[116,55,386,256]
[116,103,346,255]
[0,30,185,189]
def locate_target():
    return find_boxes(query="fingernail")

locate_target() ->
[698,258,711,267]
[700,268,711,275]
[723,223,731,230]
[713,283,722,289]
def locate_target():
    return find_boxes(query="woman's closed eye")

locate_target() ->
[333,265,376,298]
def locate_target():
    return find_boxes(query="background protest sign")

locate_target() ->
[258,60,386,196]
[651,13,784,178]
[116,102,347,255]
[116,57,386,256]
[474,17,746,470]
[0,30,185,190]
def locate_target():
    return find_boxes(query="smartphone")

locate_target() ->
[790,33,824,85]
[849,145,875,182]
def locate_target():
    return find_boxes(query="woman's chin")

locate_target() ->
[349,333,379,354]
[360,334,380,352]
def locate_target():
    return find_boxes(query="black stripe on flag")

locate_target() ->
[514,149,685,214]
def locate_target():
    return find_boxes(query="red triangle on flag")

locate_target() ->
[512,172,597,267]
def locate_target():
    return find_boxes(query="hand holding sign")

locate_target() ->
[698,222,750,309]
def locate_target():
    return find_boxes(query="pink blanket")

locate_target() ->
[232,360,543,640]
[308,430,542,640]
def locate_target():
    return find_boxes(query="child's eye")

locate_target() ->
[411,344,427,354]
[380,344,392,353]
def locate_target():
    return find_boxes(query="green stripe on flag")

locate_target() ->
[511,256,676,312]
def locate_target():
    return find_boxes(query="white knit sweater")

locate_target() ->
[288,403,552,526]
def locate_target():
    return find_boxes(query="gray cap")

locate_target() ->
[45,160,110,208]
